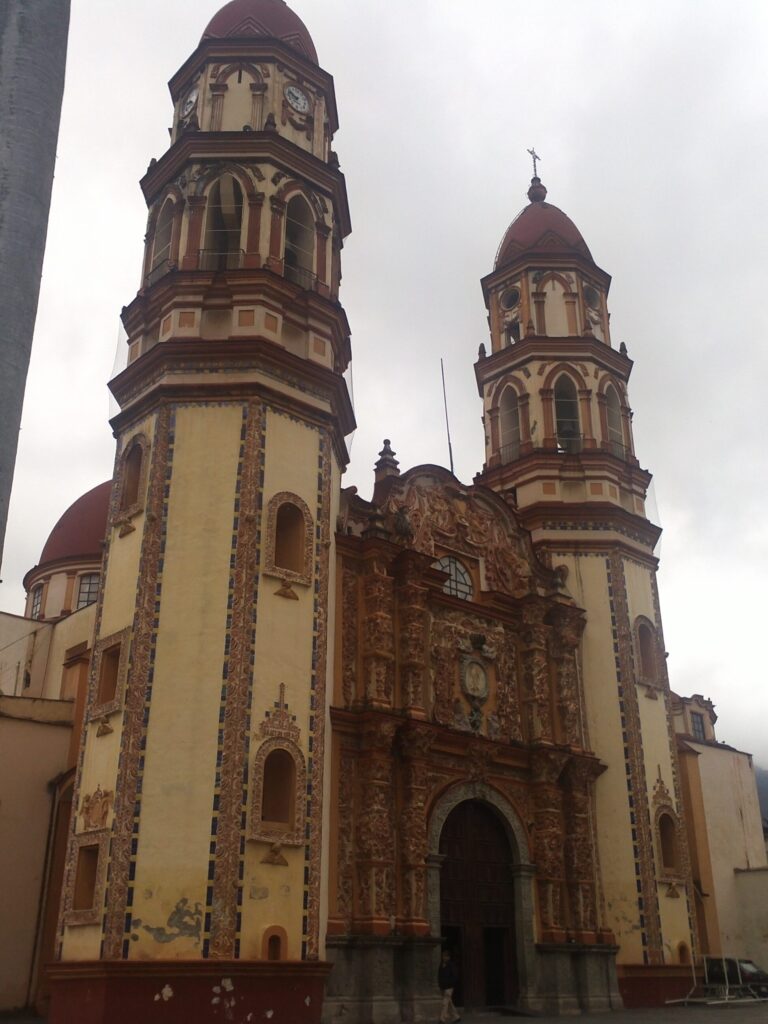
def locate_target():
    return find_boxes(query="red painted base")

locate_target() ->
[47,959,332,1024]
[617,964,694,1007]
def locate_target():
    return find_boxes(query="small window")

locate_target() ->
[97,643,121,707]
[275,503,304,574]
[638,623,656,680]
[690,712,706,742]
[73,843,99,911]
[151,199,175,270]
[554,375,580,453]
[121,443,143,511]
[432,556,473,601]
[284,195,314,286]
[261,748,296,824]
[203,175,244,269]
[499,388,521,463]
[30,585,43,620]
[605,386,624,455]
[267,934,282,961]
[77,573,100,609]
[659,813,678,873]
[678,942,690,965]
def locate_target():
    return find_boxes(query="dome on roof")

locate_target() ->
[495,177,593,269]
[202,0,318,64]
[37,481,111,569]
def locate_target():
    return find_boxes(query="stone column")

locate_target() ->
[395,554,428,717]
[562,759,603,942]
[530,749,569,943]
[522,612,553,742]
[361,557,395,709]
[354,720,397,932]
[398,727,432,932]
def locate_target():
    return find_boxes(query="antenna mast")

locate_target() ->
[440,358,455,475]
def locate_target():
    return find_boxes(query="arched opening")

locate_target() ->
[638,623,656,681]
[267,934,282,961]
[274,502,305,574]
[121,443,143,511]
[151,199,175,271]
[439,800,517,1009]
[203,176,244,270]
[554,375,580,453]
[499,389,521,463]
[284,195,314,287]
[678,942,690,965]
[605,386,624,455]
[261,748,296,824]
[659,813,678,873]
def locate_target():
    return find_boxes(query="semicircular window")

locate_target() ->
[433,556,473,601]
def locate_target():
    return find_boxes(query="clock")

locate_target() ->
[181,85,199,119]
[284,84,310,114]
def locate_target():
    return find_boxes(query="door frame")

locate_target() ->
[426,782,537,1008]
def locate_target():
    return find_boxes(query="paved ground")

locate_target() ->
[3,1005,768,1023]
[458,1007,768,1023]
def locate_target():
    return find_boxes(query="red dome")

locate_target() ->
[495,178,593,268]
[37,481,111,568]
[202,0,318,64]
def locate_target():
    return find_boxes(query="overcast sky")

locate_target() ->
[3,0,767,762]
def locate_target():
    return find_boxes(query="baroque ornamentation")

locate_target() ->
[80,785,113,832]
[263,490,314,586]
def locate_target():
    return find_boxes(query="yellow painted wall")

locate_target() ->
[559,552,644,961]
[0,614,51,698]
[41,604,96,700]
[240,409,321,959]
[129,404,243,959]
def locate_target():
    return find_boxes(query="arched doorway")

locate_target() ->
[439,800,517,1008]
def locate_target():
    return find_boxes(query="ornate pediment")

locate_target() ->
[382,473,532,599]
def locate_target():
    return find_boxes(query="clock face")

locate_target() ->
[285,84,310,114]
[182,86,199,118]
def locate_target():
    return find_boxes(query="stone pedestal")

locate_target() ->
[323,935,441,1024]
[531,943,623,1014]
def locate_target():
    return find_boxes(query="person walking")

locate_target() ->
[438,949,461,1023]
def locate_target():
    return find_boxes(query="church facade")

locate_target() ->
[4,1,765,1021]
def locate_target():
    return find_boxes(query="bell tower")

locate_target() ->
[476,176,697,977]
[51,2,353,1020]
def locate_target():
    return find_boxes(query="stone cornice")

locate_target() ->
[475,336,633,394]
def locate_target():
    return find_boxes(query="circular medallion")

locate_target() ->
[463,659,488,700]
[285,84,310,114]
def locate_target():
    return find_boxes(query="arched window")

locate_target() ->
[275,503,305,574]
[262,926,288,961]
[606,385,624,455]
[284,195,314,287]
[554,375,580,453]
[432,556,473,601]
[267,934,282,961]
[30,585,43,620]
[637,622,656,681]
[261,748,296,824]
[265,492,313,586]
[499,388,521,463]
[203,176,244,270]
[151,199,175,271]
[678,942,690,965]
[121,443,143,512]
[658,812,678,873]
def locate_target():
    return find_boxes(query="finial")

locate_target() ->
[374,439,400,482]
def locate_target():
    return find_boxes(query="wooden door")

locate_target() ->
[439,800,517,1008]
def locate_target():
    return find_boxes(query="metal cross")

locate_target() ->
[527,147,541,177]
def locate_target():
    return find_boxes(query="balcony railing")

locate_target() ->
[500,441,521,465]
[606,439,630,459]
[146,259,176,287]
[198,249,245,272]
[556,434,583,455]
[284,263,317,290]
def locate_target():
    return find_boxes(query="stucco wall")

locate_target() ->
[0,701,71,1010]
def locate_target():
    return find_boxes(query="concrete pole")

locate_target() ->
[0,0,70,572]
